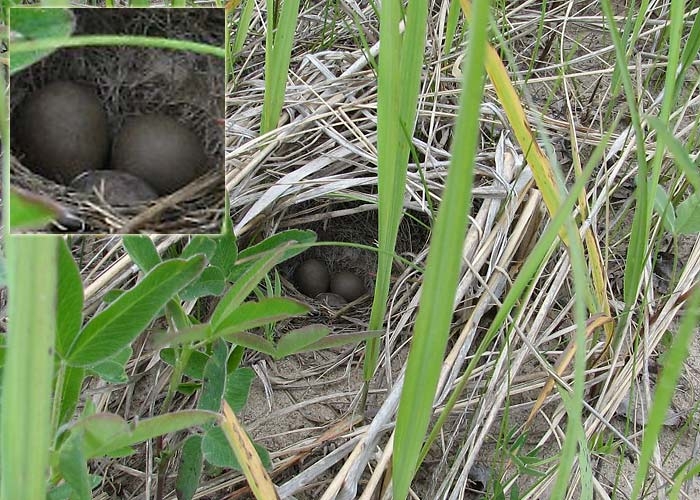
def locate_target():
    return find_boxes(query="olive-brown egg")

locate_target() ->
[111,114,205,195]
[294,259,330,298]
[330,272,365,302]
[13,81,109,184]
[70,170,158,205]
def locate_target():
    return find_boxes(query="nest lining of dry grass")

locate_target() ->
[10,8,225,234]
[20,2,699,499]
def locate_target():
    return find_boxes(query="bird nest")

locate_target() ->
[10,8,225,234]
[220,6,548,497]
[225,32,515,335]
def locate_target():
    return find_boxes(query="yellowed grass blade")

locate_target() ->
[567,114,615,348]
[220,400,280,500]
[460,0,615,350]
[459,0,564,235]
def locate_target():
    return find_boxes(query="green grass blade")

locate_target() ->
[610,0,648,92]
[1,236,58,500]
[365,0,430,383]
[646,115,700,192]
[392,0,489,497]
[418,128,610,466]
[443,0,462,56]
[643,0,684,215]
[364,0,402,382]
[676,8,700,101]
[550,220,593,500]
[231,0,255,58]
[260,0,301,134]
[632,285,700,498]
[600,0,649,309]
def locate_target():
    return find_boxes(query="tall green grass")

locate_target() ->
[1,59,58,498]
[0,57,58,488]
[391,0,489,496]
[0,237,58,500]
[596,0,700,496]
[364,0,429,386]
[260,0,300,134]
[228,0,255,79]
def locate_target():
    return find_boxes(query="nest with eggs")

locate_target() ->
[10,8,225,234]
[276,204,431,327]
[233,191,431,337]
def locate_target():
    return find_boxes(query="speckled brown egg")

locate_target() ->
[70,170,158,205]
[111,114,206,195]
[13,81,110,184]
[294,259,330,298]
[330,272,365,302]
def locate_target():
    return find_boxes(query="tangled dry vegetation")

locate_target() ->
[35,1,700,499]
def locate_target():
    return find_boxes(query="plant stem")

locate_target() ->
[1,236,59,500]
[10,35,225,65]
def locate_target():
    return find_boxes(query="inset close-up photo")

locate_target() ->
[9,7,225,234]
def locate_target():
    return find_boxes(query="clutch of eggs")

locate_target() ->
[294,259,366,302]
[14,81,206,198]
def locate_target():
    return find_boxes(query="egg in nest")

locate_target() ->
[330,272,365,302]
[294,259,330,298]
[13,80,110,184]
[70,170,158,205]
[111,114,206,196]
